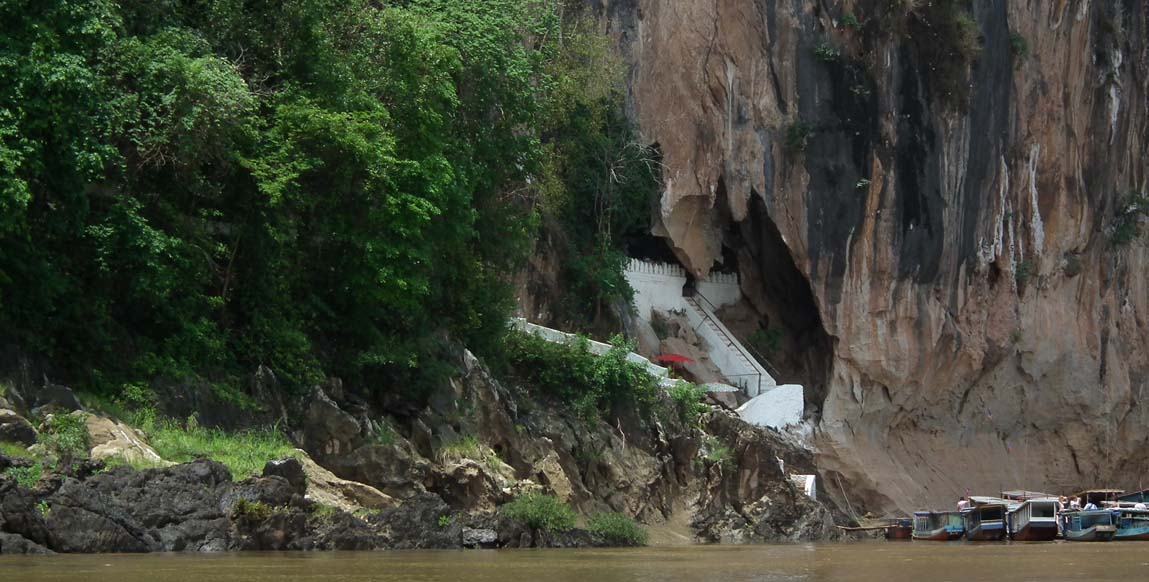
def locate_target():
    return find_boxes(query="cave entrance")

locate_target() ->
[725,194,834,417]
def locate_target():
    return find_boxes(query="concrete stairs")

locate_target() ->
[682,295,775,397]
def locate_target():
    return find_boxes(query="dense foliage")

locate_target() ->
[0,0,653,402]
[498,330,661,421]
[587,512,648,546]
[501,492,576,533]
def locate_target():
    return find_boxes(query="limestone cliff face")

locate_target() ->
[604,0,1149,513]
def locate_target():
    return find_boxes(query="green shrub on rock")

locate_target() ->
[499,331,660,422]
[502,493,576,533]
[587,512,648,546]
[44,413,91,470]
[668,382,708,425]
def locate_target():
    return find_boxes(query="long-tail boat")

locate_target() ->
[912,511,964,540]
[1112,508,1149,540]
[962,502,1007,541]
[1006,497,1060,541]
[1060,510,1117,541]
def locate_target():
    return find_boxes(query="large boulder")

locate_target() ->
[303,387,363,458]
[0,532,53,554]
[0,408,36,445]
[264,452,396,514]
[81,413,168,467]
[324,443,431,500]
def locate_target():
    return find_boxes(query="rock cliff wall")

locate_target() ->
[603,0,1149,513]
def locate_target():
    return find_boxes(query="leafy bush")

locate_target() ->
[1010,32,1029,59]
[3,463,43,489]
[842,13,862,30]
[1111,193,1148,247]
[499,331,660,421]
[668,382,708,425]
[813,41,841,63]
[785,121,815,153]
[44,413,91,468]
[502,493,576,533]
[1014,260,1033,287]
[232,499,273,521]
[587,512,648,546]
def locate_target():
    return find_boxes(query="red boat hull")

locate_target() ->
[885,526,913,540]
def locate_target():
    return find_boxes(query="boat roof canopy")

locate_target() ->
[1069,489,1125,497]
[1117,489,1149,502]
[1001,490,1057,500]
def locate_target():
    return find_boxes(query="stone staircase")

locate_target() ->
[682,295,775,397]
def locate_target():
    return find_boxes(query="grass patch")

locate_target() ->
[437,435,483,463]
[502,493,576,533]
[139,416,295,479]
[373,421,395,445]
[703,436,735,469]
[0,441,34,460]
[312,503,340,522]
[587,512,648,546]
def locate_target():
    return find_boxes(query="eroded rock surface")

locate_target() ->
[604,0,1149,514]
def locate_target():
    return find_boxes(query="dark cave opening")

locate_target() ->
[732,194,835,417]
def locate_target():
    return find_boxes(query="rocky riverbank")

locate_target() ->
[0,349,838,554]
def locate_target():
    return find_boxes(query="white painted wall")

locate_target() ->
[789,474,817,500]
[625,259,688,319]
[737,384,804,429]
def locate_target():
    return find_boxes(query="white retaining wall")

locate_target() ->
[625,259,742,319]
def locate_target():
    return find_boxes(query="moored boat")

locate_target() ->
[912,511,964,540]
[1007,498,1059,541]
[1060,510,1117,541]
[885,518,913,540]
[962,503,1006,541]
[1112,509,1149,540]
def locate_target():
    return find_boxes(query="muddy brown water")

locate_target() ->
[3,542,1148,581]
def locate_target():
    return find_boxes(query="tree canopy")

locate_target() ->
[0,0,656,401]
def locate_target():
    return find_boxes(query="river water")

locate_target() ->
[3,542,1148,581]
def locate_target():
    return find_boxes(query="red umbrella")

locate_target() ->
[656,354,695,364]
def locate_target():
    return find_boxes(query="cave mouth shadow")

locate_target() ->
[730,193,834,418]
